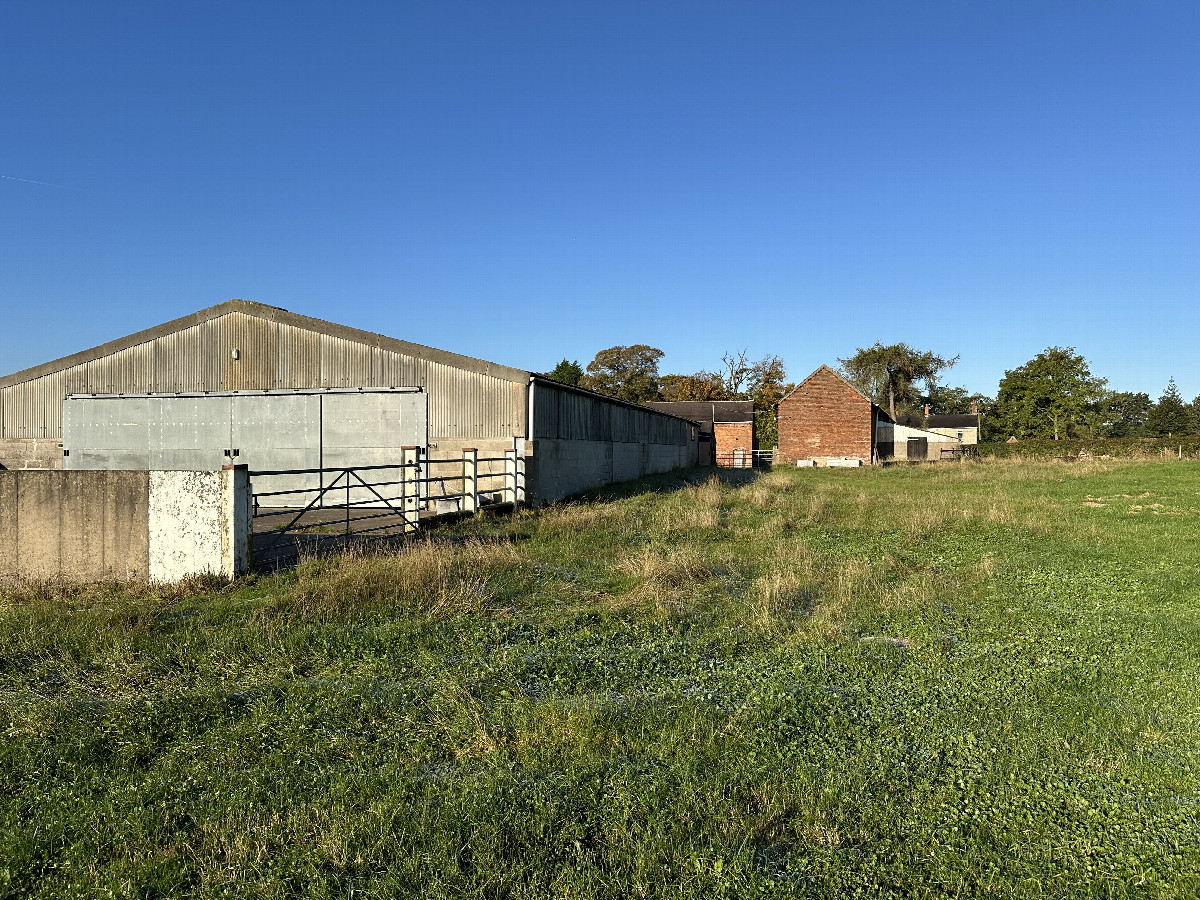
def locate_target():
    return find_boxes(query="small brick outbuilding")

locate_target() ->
[776,365,889,465]
[644,400,756,467]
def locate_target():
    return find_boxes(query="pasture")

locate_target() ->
[2,460,1198,898]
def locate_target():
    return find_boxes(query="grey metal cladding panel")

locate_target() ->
[276,324,321,389]
[66,449,152,470]
[148,396,229,471]
[533,383,560,439]
[65,397,152,452]
[320,334,372,388]
[149,447,228,470]
[152,396,231,448]
[530,381,693,445]
[232,394,320,452]
[232,394,320,500]
[422,364,520,440]
[322,392,426,451]
[219,312,277,390]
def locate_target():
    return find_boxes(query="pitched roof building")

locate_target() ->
[644,400,756,467]
[0,299,699,501]
[776,365,886,464]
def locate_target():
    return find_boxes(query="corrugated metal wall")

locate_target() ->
[1,313,525,440]
[533,381,696,446]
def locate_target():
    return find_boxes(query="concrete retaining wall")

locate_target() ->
[527,439,694,503]
[0,470,150,580]
[1,466,249,583]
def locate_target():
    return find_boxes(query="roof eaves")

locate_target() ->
[532,376,705,426]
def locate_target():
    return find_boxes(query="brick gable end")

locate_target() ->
[776,368,873,462]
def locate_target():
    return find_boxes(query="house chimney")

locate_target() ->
[924,403,929,418]
[971,399,978,416]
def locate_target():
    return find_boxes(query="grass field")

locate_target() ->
[2,460,1198,898]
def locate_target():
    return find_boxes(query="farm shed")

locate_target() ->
[776,365,969,465]
[644,400,756,467]
[927,413,979,445]
[0,299,698,504]
[878,419,963,461]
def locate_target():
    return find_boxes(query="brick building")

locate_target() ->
[644,400,756,467]
[776,365,889,465]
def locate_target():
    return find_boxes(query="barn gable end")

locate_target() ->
[776,365,877,464]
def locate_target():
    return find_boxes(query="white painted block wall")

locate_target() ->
[147,467,250,582]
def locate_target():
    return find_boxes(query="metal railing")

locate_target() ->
[714,448,775,468]
[248,447,525,567]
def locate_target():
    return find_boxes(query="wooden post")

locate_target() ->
[462,448,478,514]
[401,446,420,533]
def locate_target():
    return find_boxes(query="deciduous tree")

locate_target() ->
[658,372,725,402]
[928,385,992,416]
[993,347,1107,440]
[838,342,958,420]
[580,345,664,403]
[1096,391,1152,438]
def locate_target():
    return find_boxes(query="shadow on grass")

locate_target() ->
[577,465,761,503]
[250,466,759,572]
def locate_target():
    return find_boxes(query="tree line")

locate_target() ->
[547,347,793,447]
[546,342,1199,446]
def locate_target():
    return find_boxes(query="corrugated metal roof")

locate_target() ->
[0,299,531,389]
[643,400,754,424]
[927,414,980,428]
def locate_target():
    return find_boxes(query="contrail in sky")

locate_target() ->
[0,173,81,190]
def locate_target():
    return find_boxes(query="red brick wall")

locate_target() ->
[714,422,754,466]
[777,367,874,463]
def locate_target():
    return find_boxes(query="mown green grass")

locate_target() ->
[2,460,1198,898]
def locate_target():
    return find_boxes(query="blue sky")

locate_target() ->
[2,2,1197,400]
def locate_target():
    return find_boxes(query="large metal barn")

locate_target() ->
[0,299,699,505]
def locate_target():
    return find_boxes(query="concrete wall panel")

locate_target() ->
[0,473,16,574]
[1,469,246,584]
[528,438,696,504]
[148,471,224,583]
[2,470,150,580]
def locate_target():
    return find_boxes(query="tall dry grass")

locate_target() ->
[280,538,523,621]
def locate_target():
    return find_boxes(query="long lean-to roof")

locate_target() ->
[643,400,754,424]
[0,299,532,389]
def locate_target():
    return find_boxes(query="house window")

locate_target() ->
[956,430,963,441]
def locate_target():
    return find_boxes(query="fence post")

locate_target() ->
[220,464,251,579]
[462,448,478,514]
[504,448,518,509]
[402,446,420,533]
